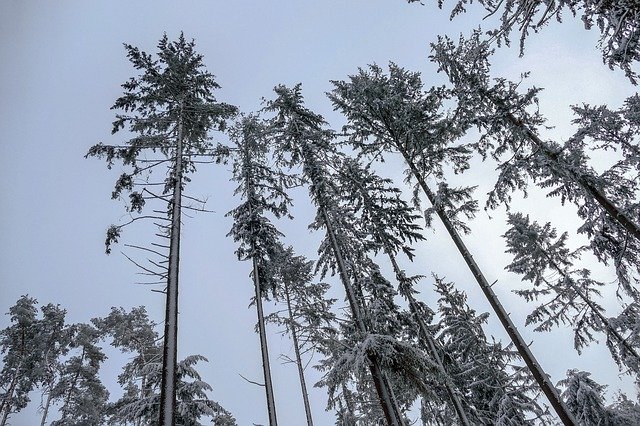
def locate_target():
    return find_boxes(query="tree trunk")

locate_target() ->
[283,280,313,426]
[252,254,279,426]
[159,104,184,426]
[319,206,405,426]
[40,388,53,426]
[400,151,577,426]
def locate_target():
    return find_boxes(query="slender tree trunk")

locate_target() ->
[399,151,577,426]
[385,251,471,426]
[319,206,405,426]
[159,104,184,426]
[283,280,313,426]
[242,133,279,426]
[40,388,53,426]
[252,254,279,426]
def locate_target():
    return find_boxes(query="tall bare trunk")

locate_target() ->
[252,254,279,425]
[283,280,313,426]
[319,207,405,426]
[159,104,184,426]
[400,151,576,425]
[40,389,53,426]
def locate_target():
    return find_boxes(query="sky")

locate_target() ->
[0,1,638,425]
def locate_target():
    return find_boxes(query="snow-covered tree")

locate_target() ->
[35,303,73,426]
[435,278,550,425]
[559,369,612,425]
[94,306,162,426]
[108,354,237,426]
[226,114,296,425]
[266,246,336,426]
[265,84,405,425]
[330,63,574,424]
[430,32,640,296]
[50,323,109,426]
[408,0,640,83]
[0,296,44,425]
[504,212,640,370]
[333,157,470,424]
[87,33,236,425]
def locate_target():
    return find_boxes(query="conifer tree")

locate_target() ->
[94,306,162,426]
[434,278,550,425]
[504,212,640,370]
[333,157,470,425]
[429,32,640,295]
[265,84,405,425]
[226,115,295,426]
[50,323,109,426]
[0,296,45,425]
[330,63,575,424]
[266,246,336,426]
[407,0,640,83]
[559,370,612,425]
[87,34,236,425]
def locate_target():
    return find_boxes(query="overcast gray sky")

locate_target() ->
[0,1,637,425]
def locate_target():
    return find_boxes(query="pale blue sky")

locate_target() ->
[0,1,637,425]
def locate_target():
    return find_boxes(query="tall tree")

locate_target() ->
[0,296,44,425]
[265,84,405,425]
[434,277,550,425]
[87,33,236,425]
[407,0,640,83]
[50,323,109,426]
[429,32,640,295]
[333,156,471,425]
[559,370,613,425]
[266,246,336,426]
[503,212,640,370]
[329,63,576,425]
[94,306,162,426]
[226,115,295,425]
[108,354,237,426]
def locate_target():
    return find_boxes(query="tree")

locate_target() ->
[87,33,236,425]
[333,156,471,425]
[0,296,43,425]
[94,306,162,426]
[36,303,73,426]
[559,370,612,425]
[108,354,237,426]
[503,212,640,370]
[429,32,640,295]
[434,277,550,425]
[226,115,295,425]
[267,246,337,426]
[265,84,405,425]
[329,62,576,424]
[50,323,109,426]
[407,0,640,83]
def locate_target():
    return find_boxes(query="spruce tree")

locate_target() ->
[226,115,295,426]
[330,63,575,424]
[504,212,640,370]
[429,31,640,296]
[87,33,236,425]
[265,84,405,425]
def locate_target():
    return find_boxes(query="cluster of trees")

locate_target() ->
[3,0,640,424]
[0,297,236,425]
